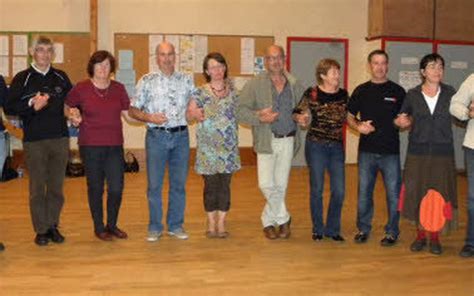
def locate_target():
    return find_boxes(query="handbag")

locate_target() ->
[0,132,18,182]
[66,155,85,177]
[124,151,139,173]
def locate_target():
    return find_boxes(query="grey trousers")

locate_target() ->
[24,137,69,234]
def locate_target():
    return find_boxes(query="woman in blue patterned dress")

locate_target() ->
[188,52,241,238]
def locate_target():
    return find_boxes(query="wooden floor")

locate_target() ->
[0,165,472,295]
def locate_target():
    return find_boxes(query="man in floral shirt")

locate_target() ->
[129,42,197,242]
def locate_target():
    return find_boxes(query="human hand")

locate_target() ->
[468,101,474,119]
[257,107,279,123]
[33,92,50,111]
[357,120,376,135]
[294,111,310,127]
[394,113,412,129]
[69,107,82,126]
[147,112,168,124]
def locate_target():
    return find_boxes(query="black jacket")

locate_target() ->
[5,66,72,142]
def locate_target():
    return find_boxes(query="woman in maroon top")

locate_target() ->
[66,50,130,241]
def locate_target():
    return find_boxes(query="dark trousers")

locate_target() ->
[24,137,69,234]
[80,146,124,234]
[203,173,232,212]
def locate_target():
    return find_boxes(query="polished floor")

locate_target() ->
[0,166,472,295]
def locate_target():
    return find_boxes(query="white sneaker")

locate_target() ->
[167,228,189,240]
[147,231,162,242]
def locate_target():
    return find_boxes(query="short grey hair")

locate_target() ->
[31,36,54,51]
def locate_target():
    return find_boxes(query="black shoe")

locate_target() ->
[459,244,474,258]
[47,227,65,243]
[354,232,369,243]
[380,234,398,247]
[0,242,4,251]
[312,233,323,241]
[410,238,427,252]
[325,234,345,242]
[34,233,49,246]
[429,241,443,255]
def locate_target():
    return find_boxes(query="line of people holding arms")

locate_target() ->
[0,36,472,259]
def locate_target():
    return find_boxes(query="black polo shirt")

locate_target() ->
[348,80,406,154]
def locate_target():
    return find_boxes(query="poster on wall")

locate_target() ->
[241,37,255,75]
[399,70,422,91]
[13,35,28,55]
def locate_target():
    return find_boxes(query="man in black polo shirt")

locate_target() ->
[5,36,72,246]
[347,49,406,246]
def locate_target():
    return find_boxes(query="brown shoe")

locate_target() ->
[217,231,229,239]
[279,219,291,239]
[263,226,278,240]
[106,226,128,239]
[205,230,217,239]
[95,231,113,241]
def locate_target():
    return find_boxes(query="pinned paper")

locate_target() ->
[119,50,134,69]
[0,36,9,56]
[12,56,28,76]
[0,56,9,77]
[13,35,28,55]
[53,43,64,64]
[241,38,255,75]
[193,35,208,73]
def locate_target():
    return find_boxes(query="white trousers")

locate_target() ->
[257,136,294,227]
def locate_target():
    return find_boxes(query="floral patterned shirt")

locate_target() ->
[194,84,241,175]
[132,70,196,128]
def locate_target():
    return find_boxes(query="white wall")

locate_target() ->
[0,0,374,163]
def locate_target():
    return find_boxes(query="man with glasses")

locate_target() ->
[5,36,72,246]
[237,45,304,240]
[129,42,198,242]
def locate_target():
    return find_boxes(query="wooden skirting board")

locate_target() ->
[11,147,257,170]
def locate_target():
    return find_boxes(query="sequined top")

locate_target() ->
[294,86,348,143]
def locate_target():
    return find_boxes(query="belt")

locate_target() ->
[153,125,187,133]
[273,130,296,138]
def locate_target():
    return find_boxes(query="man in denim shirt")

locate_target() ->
[237,45,304,240]
[129,42,198,242]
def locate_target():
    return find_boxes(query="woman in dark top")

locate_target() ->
[66,50,130,241]
[294,59,348,242]
[395,53,457,255]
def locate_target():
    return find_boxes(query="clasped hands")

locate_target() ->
[257,107,279,123]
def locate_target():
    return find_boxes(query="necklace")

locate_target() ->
[91,79,110,99]
[211,85,226,92]
[210,83,228,98]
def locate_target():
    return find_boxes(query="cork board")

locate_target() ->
[0,32,90,84]
[114,33,274,86]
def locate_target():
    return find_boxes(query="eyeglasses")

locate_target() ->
[34,47,54,54]
[265,55,284,62]
[207,64,225,71]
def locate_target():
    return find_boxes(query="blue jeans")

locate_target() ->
[305,140,345,236]
[0,132,6,177]
[464,147,474,246]
[146,128,189,233]
[357,152,401,237]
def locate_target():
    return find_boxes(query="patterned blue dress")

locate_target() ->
[194,84,241,175]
